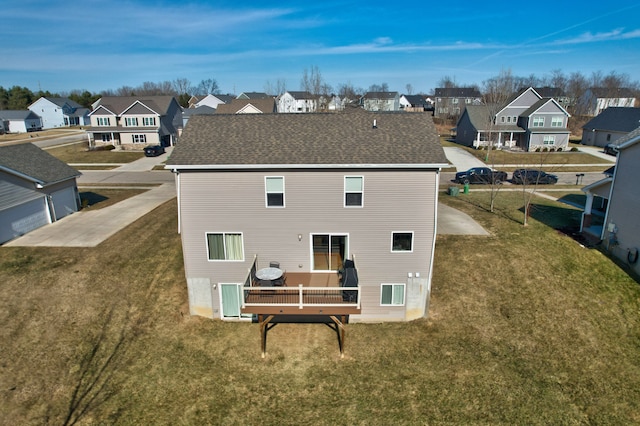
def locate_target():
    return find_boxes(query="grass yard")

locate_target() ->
[46,141,144,164]
[1,195,639,424]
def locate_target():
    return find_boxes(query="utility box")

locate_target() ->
[448,186,459,196]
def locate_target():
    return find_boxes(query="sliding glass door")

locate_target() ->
[312,234,348,271]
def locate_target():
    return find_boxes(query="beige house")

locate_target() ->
[86,96,182,150]
[581,126,640,274]
[165,109,448,324]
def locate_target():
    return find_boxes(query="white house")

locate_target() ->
[0,110,42,133]
[28,97,90,129]
[277,91,317,113]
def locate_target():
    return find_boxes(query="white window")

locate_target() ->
[500,116,505,123]
[551,117,563,127]
[265,176,284,207]
[532,117,545,127]
[391,232,413,252]
[465,98,472,104]
[143,117,156,126]
[344,176,363,207]
[381,283,405,306]
[97,117,110,126]
[206,232,244,261]
[507,116,511,123]
[132,134,146,143]
[543,135,555,145]
[513,116,517,123]
[452,98,459,104]
[101,134,111,142]
[125,117,138,126]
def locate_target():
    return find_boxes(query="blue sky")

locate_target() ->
[2,0,640,95]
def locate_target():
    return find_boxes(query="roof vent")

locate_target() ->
[372,119,377,129]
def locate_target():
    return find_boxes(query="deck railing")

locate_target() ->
[242,284,361,310]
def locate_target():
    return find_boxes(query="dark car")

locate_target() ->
[144,145,165,157]
[454,167,508,184]
[604,143,619,156]
[512,169,558,185]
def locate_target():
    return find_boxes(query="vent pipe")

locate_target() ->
[373,119,377,129]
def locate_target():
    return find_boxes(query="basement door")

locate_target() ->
[219,283,252,321]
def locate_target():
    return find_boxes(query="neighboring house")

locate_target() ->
[433,88,481,118]
[215,98,277,114]
[194,94,234,109]
[28,97,90,129]
[581,126,640,276]
[360,92,400,111]
[0,110,42,133]
[529,87,570,110]
[86,96,183,149]
[236,92,273,100]
[0,143,81,245]
[277,91,317,113]
[455,87,571,152]
[578,88,637,116]
[581,107,640,147]
[182,105,216,127]
[326,95,347,111]
[165,110,448,323]
[401,95,432,112]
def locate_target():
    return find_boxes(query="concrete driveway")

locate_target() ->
[443,147,486,171]
[5,183,176,247]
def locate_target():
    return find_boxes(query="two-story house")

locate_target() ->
[581,126,640,276]
[360,92,400,111]
[28,97,90,129]
[455,87,571,152]
[578,88,637,116]
[433,88,481,119]
[86,96,182,149]
[277,91,317,113]
[165,109,448,325]
[581,107,640,147]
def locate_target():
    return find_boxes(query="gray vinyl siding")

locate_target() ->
[455,111,476,147]
[603,142,640,275]
[179,169,439,321]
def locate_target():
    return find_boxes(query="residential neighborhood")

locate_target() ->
[1,73,640,424]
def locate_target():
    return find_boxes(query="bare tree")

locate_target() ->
[172,78,192,96]
[481,68,520,212]
[405,84,414,95]
[264,78,286,96]
[436,76,458,88]
[300,65,325,96]
[196,78,220,95]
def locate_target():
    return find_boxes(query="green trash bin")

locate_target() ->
[448,186,459,196]
[463,183,469,194]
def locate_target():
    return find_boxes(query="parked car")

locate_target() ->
[512,169,558,185]
[604,143,619,156]
[454,167,508,184]
[144,145,165,157]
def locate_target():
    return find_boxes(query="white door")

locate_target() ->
[219,284,252,321]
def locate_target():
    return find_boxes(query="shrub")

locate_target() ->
[570,147,579,152]
[549,147,556,152]
[557,147,563,152]
[535,147,541,152]
[542,147,549,152]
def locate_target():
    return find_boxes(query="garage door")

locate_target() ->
[51,187,78,220]
[0,197,49,244]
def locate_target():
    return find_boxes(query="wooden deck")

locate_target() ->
[241,272,360,315]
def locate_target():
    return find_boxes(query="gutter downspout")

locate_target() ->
[425,169,440,318]
[175,170,181,234]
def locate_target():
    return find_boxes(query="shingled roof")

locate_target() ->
[167,110,447,168]
[91,96,176,115]
[583,107,640,133]
[0,143,81,185]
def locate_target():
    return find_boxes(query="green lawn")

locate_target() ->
[46,141,144,163]
[1,194,639,424]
